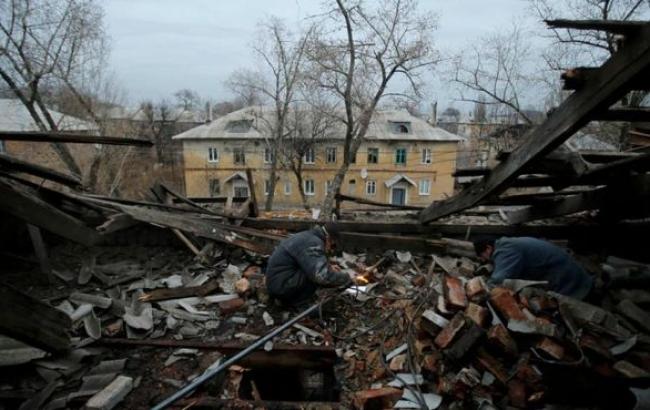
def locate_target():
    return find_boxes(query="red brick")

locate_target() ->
[218,297,245,314]
[422,354,438,372]
[465,303,489,328]
[475,348,509,384]
[490,287,527,321]
[466,277,488,301]
[444,275,468,309]
[536,337,565,361]
[487,324,518,356]
[434,312,466,349]
[508,379,527,408]
[353,387,402,409]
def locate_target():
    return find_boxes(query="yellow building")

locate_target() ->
[173,107,462,209]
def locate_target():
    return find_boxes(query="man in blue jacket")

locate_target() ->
[265,223,353,306]
[473,236,593,299]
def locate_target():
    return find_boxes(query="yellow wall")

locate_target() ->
[181,139,458,208]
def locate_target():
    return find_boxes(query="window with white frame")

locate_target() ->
[395,148,407,165]
[325,180,333,193]
[419,179,431,195]
[303,148,315,164]
[326,147,336,163]
[233,183,249,198]
[284,181,292,195]
[366,180,376,196]
[304,179,315,195]
[421,148,432,164]
[208,147,219,163]
[264,179,272,196]
[264,147,273,164]
[233,147,245,165]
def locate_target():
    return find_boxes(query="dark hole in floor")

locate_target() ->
[238,367,339,402]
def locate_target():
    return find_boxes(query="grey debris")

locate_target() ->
[230,316,247,325]
[264,341,273,352]
[85,375,133,410]
[262,311,274,326]
[83,309,102,339]
[293,323,322,338]
[422,309,450,328]
[507,319,558,337]
[388,373,424,387]
[123,304,154,330]
[611,336,638,356]
[69,304,93,322]
[70,292,112,309]
[396,251,412,263]
[386,343,408,362]
[161,274,184,288]
[0,335,47,367]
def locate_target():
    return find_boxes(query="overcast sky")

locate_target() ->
[103,0,537,110]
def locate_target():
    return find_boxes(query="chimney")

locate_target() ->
[430,101,437,126]
[206,101,213,123]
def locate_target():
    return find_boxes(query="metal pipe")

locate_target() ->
[150,295,334,410]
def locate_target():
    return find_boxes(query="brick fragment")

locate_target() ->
[446,323,485,361]
[218,297,245,314]
[465,303,489,327]
[466,276,488,302]
[444,275,468,309]
[353,387,402,409]
[508,379,527,408]
[422,354,438,372]
[434,312,466,349]
[475,348,509,384]
[487,324,518,356]
[490,287,526,321]
[234,278,250,295]
[614,361,650,378]
[536,337,565,360]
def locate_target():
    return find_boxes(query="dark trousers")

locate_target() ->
[266,269,318,307]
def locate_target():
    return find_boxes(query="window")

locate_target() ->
[208,147,219,163]
[390,121,411,134]
[395,148,407,165]
[325,180,333,193]
[419,179,431,195]
[209,179,220,197]
[284,181,292,195]
[264,147,273,164]
[421,148,432,164]
[233,147,245,165]
[233,183,249,198]
[264,179,272,196]
[304,148,315,164]
[367,148,379,164]
[366,180,376,196]
[326,147,337,163]
[226,119,253,133]
[304,179,315,196]
[348,179,356,195]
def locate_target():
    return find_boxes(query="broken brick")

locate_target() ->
[434,312,466,349]
[579,333,613,360]
[466,276,488,302]
[490,287,527,321]
[475,348,509,384]
[388,353,407,372]
[508,379,527,408]
[422,354,438,372]
[446,323,485,361]
[218,297,245,314]
[444,275,468,309]
[352,387,402,409]
[508,318,558,337]
[536,337,565,361]
[234,278,250,295]
[465,303,489,327]
[487,324,518,356]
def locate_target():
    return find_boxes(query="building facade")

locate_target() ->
[173,107,462,208]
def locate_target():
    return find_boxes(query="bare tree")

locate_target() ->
[0,0,107,177]
[451,24,537,125]
[174,89,201,111]
[306,0,439,218]
[139,99,177,164]
[227,18,313,211]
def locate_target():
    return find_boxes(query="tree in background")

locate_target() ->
[227,18,313,211]
[0,0,108,177]
[306,0,439,218]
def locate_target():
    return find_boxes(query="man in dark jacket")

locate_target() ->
[473,236,593,299]
[265,223,353,306]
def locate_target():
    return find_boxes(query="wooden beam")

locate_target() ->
[0,177,103,245]
[0,131,153,146]
[0,283,71,352]
[506,189,606,224]
[336,193,424,210]
[26,224,53,282]
[339,232,446,253]
[484,189,598,206]
[0,152,81,188]
[420,24,650,223]
[545,19,648,35]
[593,108,650,122]
[561,67,650,91]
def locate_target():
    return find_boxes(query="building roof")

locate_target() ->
[172,106,463,142]
[0,98,96,132]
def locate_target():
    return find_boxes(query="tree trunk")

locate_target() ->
[264,152,280,211]
[321,163,349,219]
[292,166,310,211]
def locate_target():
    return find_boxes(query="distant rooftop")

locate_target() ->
[0,98,96,132]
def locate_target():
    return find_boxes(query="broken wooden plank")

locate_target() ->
[0,152,81,188]
[139,280,221,303]
[338,232,446,253]
[0,131,152,146]
[336,193,424,210]
[419,23,650,223]
[506,189,606,224]
[0,284,71,352]
[545,19,649,35]
[0,177,102,245]
[594,107,650,122]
